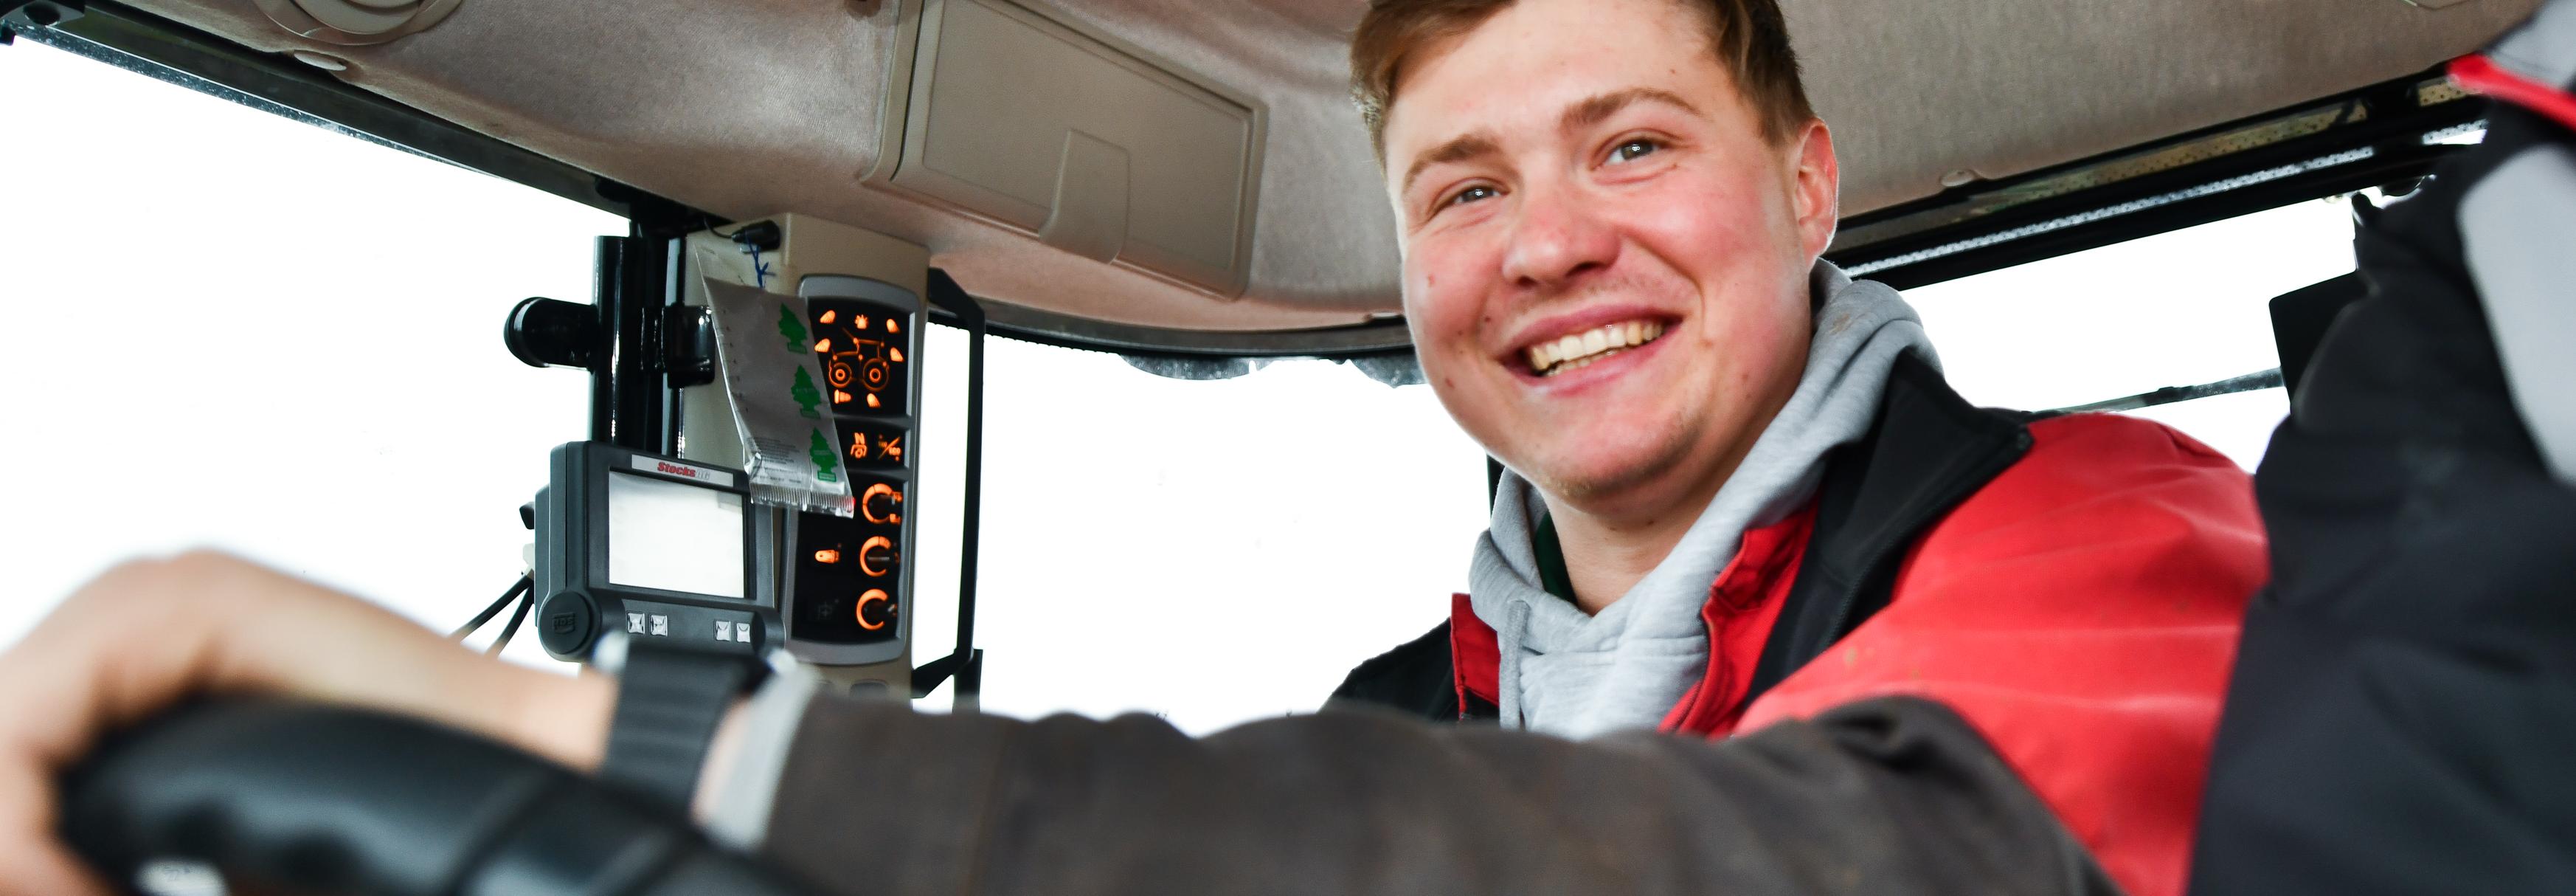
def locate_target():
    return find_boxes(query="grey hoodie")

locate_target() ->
[1469,261,1937,737]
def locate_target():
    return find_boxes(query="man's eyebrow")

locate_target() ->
[1399,133,1502,199]
[1396,89,1702,198]
[1562,87,1700,134]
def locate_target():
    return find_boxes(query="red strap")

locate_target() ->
[2451,54,2576,134]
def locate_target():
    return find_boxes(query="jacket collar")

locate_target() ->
[1739,351,2034,704]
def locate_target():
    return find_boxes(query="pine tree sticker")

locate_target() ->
[791,367,823,419]
[777,303,809,353]
[809,428,840,483]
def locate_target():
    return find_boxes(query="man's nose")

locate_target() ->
[1500,183,1618,289]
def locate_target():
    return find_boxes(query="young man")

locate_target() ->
[29,0,2576,894]
[1323,1,2263,892]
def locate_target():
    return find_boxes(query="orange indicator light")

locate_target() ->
[856,590,891,630]
[813,339,831,353]
[861,482,904,524]
[858,536,895,576]
[833,390,852,404]
[886,320,900,334]
[813,549,841,565]
[854,315,869,331]
[889,348,904,363]
[865,393,881,409]
[818,310,837,324]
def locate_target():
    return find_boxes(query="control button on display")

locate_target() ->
[859,536,896,577]
[856,589,893,631]
[860,482,904,524]
[650,615,669,636]
[627,613,647,635]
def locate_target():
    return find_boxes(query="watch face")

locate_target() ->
[789,506,902,645]
[809,298,912,419]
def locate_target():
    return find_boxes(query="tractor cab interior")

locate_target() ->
[0,0,2549,892]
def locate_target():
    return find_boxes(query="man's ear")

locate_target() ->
[1789,119,1840,260]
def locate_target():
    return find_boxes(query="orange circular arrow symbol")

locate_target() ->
[861,482,903,524]
[856,589,892,631]
[858,536,895,576]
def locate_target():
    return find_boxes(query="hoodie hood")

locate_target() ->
[1468,261,1939,737]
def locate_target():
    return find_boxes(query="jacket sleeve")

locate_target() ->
[1734,413,2268,896]
[2190,83,2576,894]
[747,694,2113,896]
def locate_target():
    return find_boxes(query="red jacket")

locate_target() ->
[1441,411,2266,896]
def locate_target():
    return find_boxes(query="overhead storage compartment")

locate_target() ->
[890,0,1264,297]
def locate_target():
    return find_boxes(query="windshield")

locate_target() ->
[4,39,2338,734]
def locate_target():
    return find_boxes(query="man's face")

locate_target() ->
[1382,0,1838,517]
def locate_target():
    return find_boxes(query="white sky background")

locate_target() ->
[1,41,2344,734]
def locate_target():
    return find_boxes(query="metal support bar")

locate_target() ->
[586,230,680,452]
[2051,368,2287,415]
[1829,70,2485,289]
[586,237,623,444]
[910,269,987,709]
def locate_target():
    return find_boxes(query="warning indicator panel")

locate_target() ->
[809,299,911,418]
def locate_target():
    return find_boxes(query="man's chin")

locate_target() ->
[1521,435,1701,514]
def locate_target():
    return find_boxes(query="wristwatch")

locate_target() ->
[597,644,769,812]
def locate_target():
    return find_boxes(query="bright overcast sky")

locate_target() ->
[0,39,2343,734]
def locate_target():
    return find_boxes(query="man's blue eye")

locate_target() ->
[1447,185,1498,207]
[1608,139,1659,163]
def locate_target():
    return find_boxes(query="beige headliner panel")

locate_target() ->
[896,0,1262,296]
[130,0,2538,332]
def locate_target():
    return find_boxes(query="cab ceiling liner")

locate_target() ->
[116,0,2541,351]
[892,0,1263,298]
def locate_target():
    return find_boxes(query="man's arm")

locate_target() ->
[2190,13,2576,890]
[0,552,612,896]
[3,552,2114,896]
[752,691,2111,896]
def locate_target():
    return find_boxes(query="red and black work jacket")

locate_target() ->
[1332,353,2268,896]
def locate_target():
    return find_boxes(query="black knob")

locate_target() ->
[504,297,601,370]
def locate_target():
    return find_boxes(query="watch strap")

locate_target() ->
[599,646,761,813]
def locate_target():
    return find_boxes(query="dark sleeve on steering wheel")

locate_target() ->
[752,694,2114,896]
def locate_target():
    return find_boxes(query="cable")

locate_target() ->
[451,574,533,641]
[485,590,535,657]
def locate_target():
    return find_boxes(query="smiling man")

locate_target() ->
[0,1,2280,895]
[1329,0,2270,892]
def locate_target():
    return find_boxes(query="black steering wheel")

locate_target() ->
[60,700,814,896]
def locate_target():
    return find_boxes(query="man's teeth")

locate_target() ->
[1526,320,1666,376]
